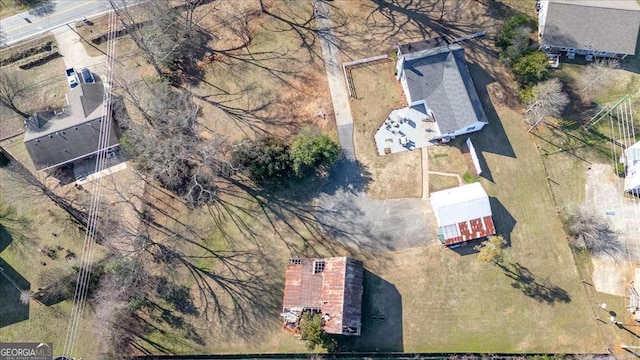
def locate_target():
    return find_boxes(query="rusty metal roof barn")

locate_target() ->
[281,257,364,336]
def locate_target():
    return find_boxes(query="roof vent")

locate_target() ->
[313,260,326,274]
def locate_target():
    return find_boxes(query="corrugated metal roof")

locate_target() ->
[430,183,492,226]
[282,257,363,335]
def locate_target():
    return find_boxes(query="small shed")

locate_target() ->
[430,183,496,246]
[281,257,364,336]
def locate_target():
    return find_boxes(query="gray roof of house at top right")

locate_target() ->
[540,0,640,55]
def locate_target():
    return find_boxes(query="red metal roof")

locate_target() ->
[282,257,363,335]
[443,216,496,246]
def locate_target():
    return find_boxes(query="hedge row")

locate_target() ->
[0,40,55,67]
[18,51,61,69]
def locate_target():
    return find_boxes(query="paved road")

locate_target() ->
[312,0,437,252]
[1,0,112,47]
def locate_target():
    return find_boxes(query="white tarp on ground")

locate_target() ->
[466,137,482,175]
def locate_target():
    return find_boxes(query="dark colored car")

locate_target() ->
[79,68,95,83]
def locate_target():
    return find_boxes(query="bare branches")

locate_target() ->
[0,68,30,118]
[564,205,626,260]
[578,58,620,102]
[524,78,569,129]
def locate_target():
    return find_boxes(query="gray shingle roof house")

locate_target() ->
[375,39,488,155]
[24,83,119,171]
[538,0,640,59]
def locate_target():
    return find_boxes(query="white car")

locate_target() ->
[66,68,79,88]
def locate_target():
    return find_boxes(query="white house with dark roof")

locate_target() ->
[374,39,488,155]
[538,0,640,59]
[24,82,119,171]
[624,141,640,196]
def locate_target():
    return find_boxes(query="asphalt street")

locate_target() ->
[1,0,113,47]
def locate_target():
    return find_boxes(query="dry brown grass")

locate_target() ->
[0,56,68,140]
[350,62,422,199]
[428,143,469,176]
[429,173,459,192]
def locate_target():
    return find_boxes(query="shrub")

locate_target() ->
[231,137,291,182]
[615,163,626,177]
[513,51,551,86]
[463,171,480,183]
[496,14,535,51]
[290,133,340,177]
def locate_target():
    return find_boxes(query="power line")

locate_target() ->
[61,7,118,358]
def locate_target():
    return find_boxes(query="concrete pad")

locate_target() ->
[592,258,628,296]
[585,163,640,262]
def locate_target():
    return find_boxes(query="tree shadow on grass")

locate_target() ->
[337,269,403,352]
[498,262,571,304]
[0,258,30,328]
[27,0,56,17]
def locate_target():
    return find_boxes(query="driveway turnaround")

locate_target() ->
[313,0,437,252]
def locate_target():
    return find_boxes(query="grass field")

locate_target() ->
[0,0,613,355]
[349,62,422,199]
[0,161,107,358]
[356,89,603,352]
[428,173,459,192]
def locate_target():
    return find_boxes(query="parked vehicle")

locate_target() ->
[66,68,79,88]
[79,68,95,83]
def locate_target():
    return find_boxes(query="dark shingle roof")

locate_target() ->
[402,44,488,134]
[24,118,119,171]
[23,82,118,171]
[542,0,640,55]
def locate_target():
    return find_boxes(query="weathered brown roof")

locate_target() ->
[282,257,364,335]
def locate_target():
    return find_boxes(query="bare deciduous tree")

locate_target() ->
[0,69,30,118]
[578,58,620,102]
[524,78,569,129]
[109,0,209,77]
[564,205,626,259]
[120,79,226,207]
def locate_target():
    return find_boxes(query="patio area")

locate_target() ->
[374,103,441,155]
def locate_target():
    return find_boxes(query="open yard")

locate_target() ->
[0,0,621,356]
[350,62,422,199]
[0,36,68,140]
[349,82,604,352]
[0,159,108,358]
